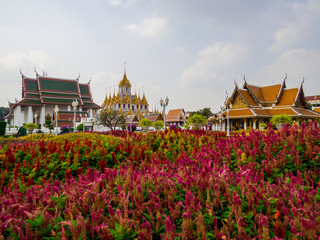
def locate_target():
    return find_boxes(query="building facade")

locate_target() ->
[8,71,100,127]
[211,79,320,130]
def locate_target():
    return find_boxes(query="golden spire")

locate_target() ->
[146,107,149,115]
[141,86,148,105]
[118,105,124,114]
[132,87,139,104]
[127,107,133,116]
[136,108,143,120]
[119,62,132,88]
[123,91,132,104]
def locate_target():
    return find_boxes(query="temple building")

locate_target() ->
[305,95,320,113]
[102,68,149,118]
[211,78,320,130]
[7,71,101,127]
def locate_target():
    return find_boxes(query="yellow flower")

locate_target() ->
[241,152,247,163]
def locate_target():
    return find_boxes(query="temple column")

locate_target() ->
[14,105,22,127]
[40,106,45,127]
[68,105,71,111]
[89,109,93,118]
[244,120,247,130]
[27,106,33,123]
[79,107,82,111]
[253,119,257,129]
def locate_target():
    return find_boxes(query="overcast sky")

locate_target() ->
[1,0,320,113]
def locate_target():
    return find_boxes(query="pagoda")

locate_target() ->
[102,66,149,118]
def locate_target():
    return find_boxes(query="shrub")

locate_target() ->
[153,121,164,129]
[259,123,267,129]
[0,121,6,136]
[77,123,84,132]
[139,119,151,127]
[24,123,37,129]
[121,124,127,130]
[127,124,137,132]
[270,114,293,125]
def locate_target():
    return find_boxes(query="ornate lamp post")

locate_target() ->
[54,106,59,135]
[72,100,78,131]
[160,96,169,129]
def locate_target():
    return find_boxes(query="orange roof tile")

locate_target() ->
[252,109,271,116]
[268,108,298,116]
[246,84,264,101]
[277,88,298,106]
[294,108,320,117]
[166,109,184,116]
[260,84,282,102]
[239,90,259,106]
[313,107,320,113]
[227,108,254,118]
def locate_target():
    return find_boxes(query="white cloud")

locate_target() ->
[269,25,301,52]
[180,42,247,87]
[0,51,53,71]
[125,17,168,38]
[260,48,320,89]
[269,0,320,52]
[107,0,121,6]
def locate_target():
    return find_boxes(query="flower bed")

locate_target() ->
[0,124,320,239]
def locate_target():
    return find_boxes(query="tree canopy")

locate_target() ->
[190,108,213,119]
[100,109,126,130]
[0,107,9,121]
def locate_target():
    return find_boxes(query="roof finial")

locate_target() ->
[301,77,305,87]
[284,73,287,81]
[20,69,25,79]
[234,79,238,88]
[77,73,80,81]
[88,78,91,84]
[34,67,39,77]
[124,61,126,74]
[243,74,246,83]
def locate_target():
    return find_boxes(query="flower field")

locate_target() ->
[0,123,320,239]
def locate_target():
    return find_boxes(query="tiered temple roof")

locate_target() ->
[219,79,319,119]
[18,73,100,109]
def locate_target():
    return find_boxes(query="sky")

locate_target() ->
[1,0,320,113]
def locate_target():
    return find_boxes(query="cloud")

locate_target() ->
[180,42,247,88]
[125,17,168,38]
[260,48,320,88]
[0,51,53,71]
[107,0,121,6]
[269,0,320,52]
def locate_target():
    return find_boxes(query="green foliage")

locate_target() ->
[270,115,293,125]
[191,107,213,118]
[0,121,6,136]
[109,222,138,240]
[259,123,267,129]
[121,124,127,130]
[139,118,152,127]
[100,109,126,130]
[77,123,84,131]
[24,123,37,129]
[185,114,207,129]
[152,120,164,128]
[0,107,9,121]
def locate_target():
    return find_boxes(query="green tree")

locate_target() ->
[185,114,207,129]
[100,109,126,130]
[190,108,213,119]
[0,107,9,121]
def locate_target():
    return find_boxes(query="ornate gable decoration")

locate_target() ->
[232,92,248,109]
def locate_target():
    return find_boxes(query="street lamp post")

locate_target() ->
[225,91,230,137]
[72,100,79,131]
[54,106,59,135]
[160,96,169,129]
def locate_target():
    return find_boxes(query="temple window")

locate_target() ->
[132,106,134,110]
[123,104,125,108]
[145,105,147,109]
[128,104,130,108]
[118,104,120,108]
